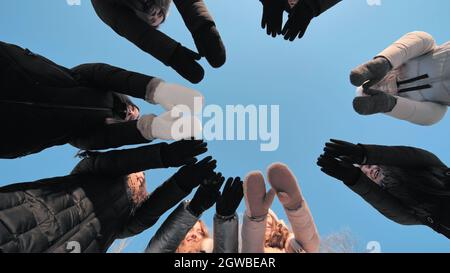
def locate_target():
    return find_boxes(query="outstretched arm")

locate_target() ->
[361,144,447,168]
[91,0,179,65]
[72,63,159,99]
[70,120,149,151]
[386,96,448,126]
[377,31,437,68]
[347,175,422,225]
[71,143,166,177]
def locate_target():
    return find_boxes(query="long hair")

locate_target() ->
[264,211,291,250]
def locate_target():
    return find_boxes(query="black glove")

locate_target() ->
[172,156,217,193]
[323,139,366,165]
[260,0,285,37]
[192,23,226,68]
[216,177,244,217]
[353,88,398,115]
[282,0,315,41]
[160,140,208,168]
[350,57,392,87]
[168,44,205,84]
[317,155,362,185]
[188,172,225,217]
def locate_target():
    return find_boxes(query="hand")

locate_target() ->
[137,107,202,141]
[216,177,244,217]
[350,57,392,87]
[282,0,314,41]
[193,23,226,68]
[317,154,362,185]
[160,139,208,167]
[152,82,205,114]
[260,0,285,37]
[188,172,225,216]
[323,139,366,165]
[168,44,204,84]
[172,156,217,193]
[267,163,303,211]
[353,88,397,115]
[243,171,276,218]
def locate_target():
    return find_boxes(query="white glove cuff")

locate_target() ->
[145,78,165,104]
[137,114,156,140]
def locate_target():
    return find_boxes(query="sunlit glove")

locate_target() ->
[317,155,362,186]
[146,80,205,114]
[353,88,397,115]
[137,107,202,141]
[168,44,205,84]
[188,172,225,216]
[260,0,285,37]
[172,156,217,193]
[216,177,244,217]
[323,139,366,165]
[160,140,208,167]
[282,0,315,41]
[192,23,226,68]
[244,171,276,219]
[267,163,303,211]
[350,57,392,87]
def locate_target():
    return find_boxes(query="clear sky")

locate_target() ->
[1,0,450,253]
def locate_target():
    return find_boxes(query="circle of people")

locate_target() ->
[1,0,449,253]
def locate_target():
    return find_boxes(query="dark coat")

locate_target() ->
[90,0,214,66]
[0,41,152,158]
[0,143,188,253]
[346,144,450,238]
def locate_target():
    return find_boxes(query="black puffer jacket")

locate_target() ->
[0,41,153,159]
[0,144,188,253]
[347,145,450,239]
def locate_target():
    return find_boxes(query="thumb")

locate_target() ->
[264,188,276,208]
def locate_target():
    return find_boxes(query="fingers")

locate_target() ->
[244,171,266,198]
[183,46,202,61]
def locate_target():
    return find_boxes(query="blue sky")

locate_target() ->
[1,0,450,253]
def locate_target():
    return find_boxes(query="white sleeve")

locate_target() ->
[386,96,448,126]
[377,31,437,68]
[241,212,266,253]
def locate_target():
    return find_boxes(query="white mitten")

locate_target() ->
[137,107,203,141]
[146,80,204,114]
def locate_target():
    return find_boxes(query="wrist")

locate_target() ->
[145,78,165,104]
[187,201,204,217]
[137,114,156,140]
[159,143,171,168]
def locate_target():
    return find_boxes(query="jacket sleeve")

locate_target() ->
[284,201,320,253]
[70,120,149,151]
[91,0,179,65]
[241,211,266,253]
[71,63,158,99]
[120,178,189,239]
[361,144,447,168]
[386,96,448,126]
[310,0,342,17]
[173,0,215,33]
[70,142,167,177]
[145,201,199,253]
[377,31,437,68]
[213,213,239,253]
[346,175,422,225]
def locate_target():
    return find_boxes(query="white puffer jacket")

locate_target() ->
[356,31,450,125]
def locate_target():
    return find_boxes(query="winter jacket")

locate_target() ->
[0,41,156,158]
[241,207,320,253]
[145,201,239,253]
[91,0,215,66]
[356,31,450,125]
[346,144,450,239]
[0,143,189,253]
[287,0,341,16]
